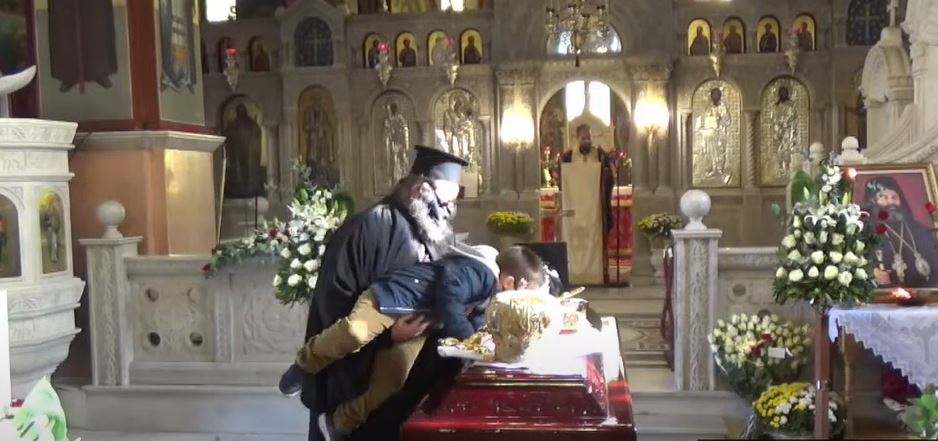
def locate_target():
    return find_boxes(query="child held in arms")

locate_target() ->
[279,244,547,441]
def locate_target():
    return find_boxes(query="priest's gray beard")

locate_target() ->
[408,194,454,245]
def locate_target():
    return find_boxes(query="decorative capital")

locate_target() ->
[628,62,673,83]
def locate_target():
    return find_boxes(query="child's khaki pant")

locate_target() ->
[296,290,425,434]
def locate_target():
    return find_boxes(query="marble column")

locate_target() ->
[672,190,722,391]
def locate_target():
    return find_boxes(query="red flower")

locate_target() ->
[927,203,937,215]
[269,229,279,239]
[760,334,773,343]
[202,264,211,273]
[876,224,888,235]
[879,210,890,220]
[751,346,762,357]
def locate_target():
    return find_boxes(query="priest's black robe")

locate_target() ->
[48,0,117,90]
[302,199,458,441]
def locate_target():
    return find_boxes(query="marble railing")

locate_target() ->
[82,234,302,387]
[671,191,810,392]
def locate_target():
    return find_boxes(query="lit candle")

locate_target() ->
[847,168,857,179]
[894,288,912,300]
[0,290,10,405]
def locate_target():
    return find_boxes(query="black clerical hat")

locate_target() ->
[410,145,468,183]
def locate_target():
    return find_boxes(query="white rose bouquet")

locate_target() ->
[773,159,879,311]
[204,161,352,305]
[708,313,811,401]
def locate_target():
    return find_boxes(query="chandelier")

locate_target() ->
[545,0,610,67]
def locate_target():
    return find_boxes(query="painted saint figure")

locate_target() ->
[759,23,779,52]
[398,39,417,67]
[384,102,410,183]
[695,87,732,183]
[222,103,265,198]
[689,26,710,55]
[723,25,743,53]
[303,101,335,178]
[48,0,118,92]
[41,202,61,265]
[463,36,481,64]
[769,86,799,179]
[367,39,380,68]
[431,36,453,66]
[797,22,814,51]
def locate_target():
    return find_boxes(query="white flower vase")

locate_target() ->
[650,248,666,282]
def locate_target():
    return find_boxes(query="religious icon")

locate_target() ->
[428,31,453,66]
[295,17,334,67]
[687,19,711,56]
[363,33,382,68]
[396,33,418,67]
[722,18,745,54]
[793,14,816,51]
[434,88,483,176]
[460,29,483,64]
[0,194,20,278]
[692,80,741,187]
[357,0,387,14]
[297,86,337,182]
[159,0,198,93]
[249,37,272,72]
[757,17,781,53]
[39,191,66,274]
[390,0,433,13]
[48,0,118,93]
[852,164,938,289]
[372,92,417,193]
[0,1,28,76]
[220,97,266,199]
[759,77,809,185]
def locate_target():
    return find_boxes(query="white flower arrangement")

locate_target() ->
[708,313,811,401]
[204,161,352,305]
[773,160,879,311]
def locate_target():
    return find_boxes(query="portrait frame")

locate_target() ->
[687,18,712,56]
[427,30,449,66]
[248,36,271,72]
[722,17,746,54]
[459,28,483,64]
[793,13,817,51]
[395,31,417,67]
[851,163,938,293]
[757,16,781,53]
[362,33,383,68]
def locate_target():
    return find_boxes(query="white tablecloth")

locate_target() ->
[829,304,938,389]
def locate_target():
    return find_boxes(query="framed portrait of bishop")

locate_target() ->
[852,164,938,290]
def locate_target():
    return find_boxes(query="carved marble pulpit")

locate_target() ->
[402,317,636,441]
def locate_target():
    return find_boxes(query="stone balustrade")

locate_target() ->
[82,202,304,387]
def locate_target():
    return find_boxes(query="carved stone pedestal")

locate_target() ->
[0,119,85,397]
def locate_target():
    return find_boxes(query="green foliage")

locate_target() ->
[902,386,938,439]
[638,213,684,240]
[1,378,77,441]
[486,211,534,236]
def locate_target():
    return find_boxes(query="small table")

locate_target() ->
[829,304,938,437]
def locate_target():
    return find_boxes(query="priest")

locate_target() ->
[559,124,615,285]
[300,145,468,441]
